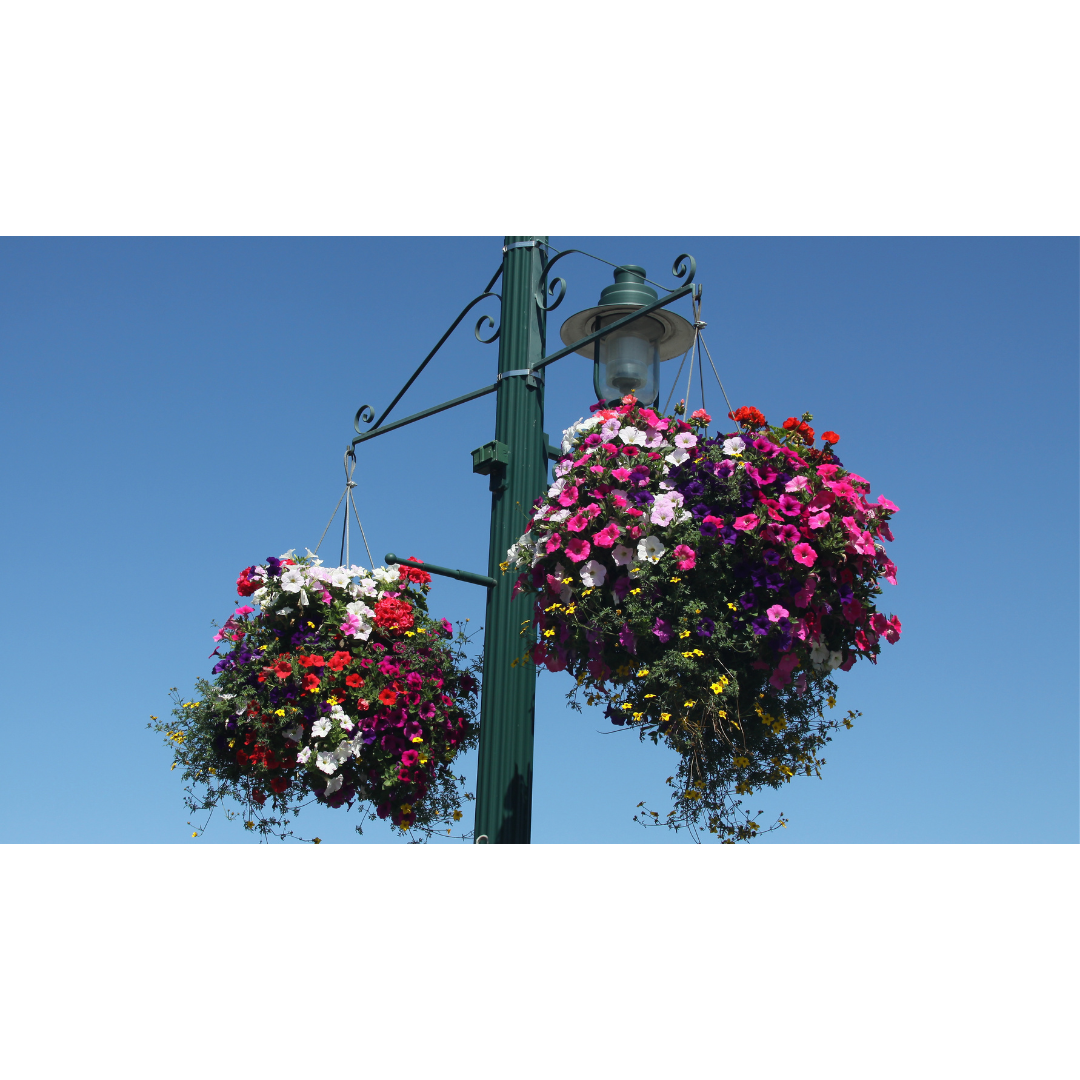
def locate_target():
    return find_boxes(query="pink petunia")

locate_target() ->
[545,532,562,554]
[876,494,899,512]
[777,494,803,516]
[565,537,591,563]
[673,544,696,570]
[784,476,809,493]
[766,604,789,622]
[557,485,579,507]
[779,524,801,544]
[792,543,817,567]
[609,489,629,510]
[884,615,901,643]
[751,437,781,458]
[816,464,840,479]
[733,513,759,532]
[589,464,606,474]
[611,468,631,483]
[566,513,589,532]
[807,510,830,530]
[592,522,621,548]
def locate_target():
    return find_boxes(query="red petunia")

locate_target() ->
[273,661,292,679]
[268,776,289,794]
[302,674,321,691]
[345,673,364,688]
[379,687,398,706]
[298,654,325,669]
[327,651,352,672]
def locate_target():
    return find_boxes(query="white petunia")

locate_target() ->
[277,606,294,616]
[356,578,378,598]
[637,536,666,563]
[316,750,338,774]
[345,600,374,619]
[643,428,667,448]
[324,774,344,796]
[809,641,830,665]
[579,559,607,588]
[827,651,844,670]
[560,416,599,453]
[372,565,400,585]
[252,586,268,605]
[664,447,690,466]
[348,565,369,578]
[554,459,572,478]
[332,741,352,764]
[280,568,305,593]
[601,419,621,440]
[547,476,567,498]
[674,432,698,450]
[649,493,681,527]
[296,745,312,764]
[330,705,354,733]
[311,718,332,739]
[612,544,635,567]
[282,724,304,743]
[549,508,570,524]
[330,568,352,589]
[722,436,745,455]
[618,426,646,446]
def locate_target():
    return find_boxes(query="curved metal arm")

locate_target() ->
[356,285,502,435]
[535,248,590,313]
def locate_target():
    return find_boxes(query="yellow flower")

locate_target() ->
[726,602,738,611]
[228,739,235,749]
[679,629,691,639]
[733,756,750,768]
[411,735,424,743]
[192,832,198,838]
[499,560,510,573]
[632,712,644,721]
[709,682,723,694]
[620,703,632,711]
[717,710,728,719]
[405,631,415,637]
[630,588,642,595]
[275,708,286,717]
[544,628,556,638]
[669,577,681,583]
[453,810,463,821]
[636,668,650,677]
[682,651,693,658]
[312,837,322,844]
[581,588,593,596]
[660,712,671,722]
[307,621,315,629]
[244,820,255,830]
[400,803,413,814]
[208,768,216,776]
[565,604,576,614]
[170,763,176,771]
[683,700,696,708]
[693,649,704,657]
[827,696,837,708]
[644,693,656,699]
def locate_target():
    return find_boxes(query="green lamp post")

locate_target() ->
[353,237,698,843]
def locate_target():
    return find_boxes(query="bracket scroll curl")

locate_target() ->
[671,253,697,287]
[353,404,375,435]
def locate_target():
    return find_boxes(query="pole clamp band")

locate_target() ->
[497,368,543,382]
[503,240,550,252]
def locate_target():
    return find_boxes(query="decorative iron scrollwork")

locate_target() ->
[353,404,375,435]
[672,253,697,287]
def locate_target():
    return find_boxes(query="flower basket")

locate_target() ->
[156,553,480,839]
[507,396,901,840]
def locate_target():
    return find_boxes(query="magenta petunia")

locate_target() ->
[557,485,579,508]
[673,544,696,570]
[566,513,589,532]
[778,524,800,544]
[565,537,591,563]
[777,494,803,516]
[792,542,817,567]
[545,532,563,554]
[611,468,631,483]
[766,604,789,622]
[876,494,899,512]
[733,513,759,532]
[591,521,621,548]
[807,510,830,530]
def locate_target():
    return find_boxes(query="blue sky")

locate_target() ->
[1,236,1075,843]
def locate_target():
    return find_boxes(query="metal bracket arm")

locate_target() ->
[384,553,496,589]
[352,382,498,445]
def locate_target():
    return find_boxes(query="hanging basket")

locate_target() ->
[156,553,480,839]
[506,395,901,840]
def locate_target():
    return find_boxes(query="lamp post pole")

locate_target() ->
[472,236,548,843]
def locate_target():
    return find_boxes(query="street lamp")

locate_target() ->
[351,238,699,843]
[559,264,696,406]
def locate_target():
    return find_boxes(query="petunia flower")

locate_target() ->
[792,543,817,567]
[652,618,673,642]
[733,513,759,532]
[807,511,830,530]
[637,535,665,563]
[618,623,637,654]
[580,559,607,587]
[665,447,690,466]
[619,427,646,446]
[673,544,696,570]
[324,775,344,796]
[566,513,589,533]
[296,746,312,764]
[611,468,631,483]
[722,436,745,455]
[876,495,899,512]
[777,494,803,516]
[766,604,789,622]
[557,485,580,508]
[545,533,563,555]
[779,524,801,544]
[565,537,591,563]
[612,544,635,567]
[592,522,621,548]
[673,432,697,450]
[311,718,332,738]
[785,476,809,493]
